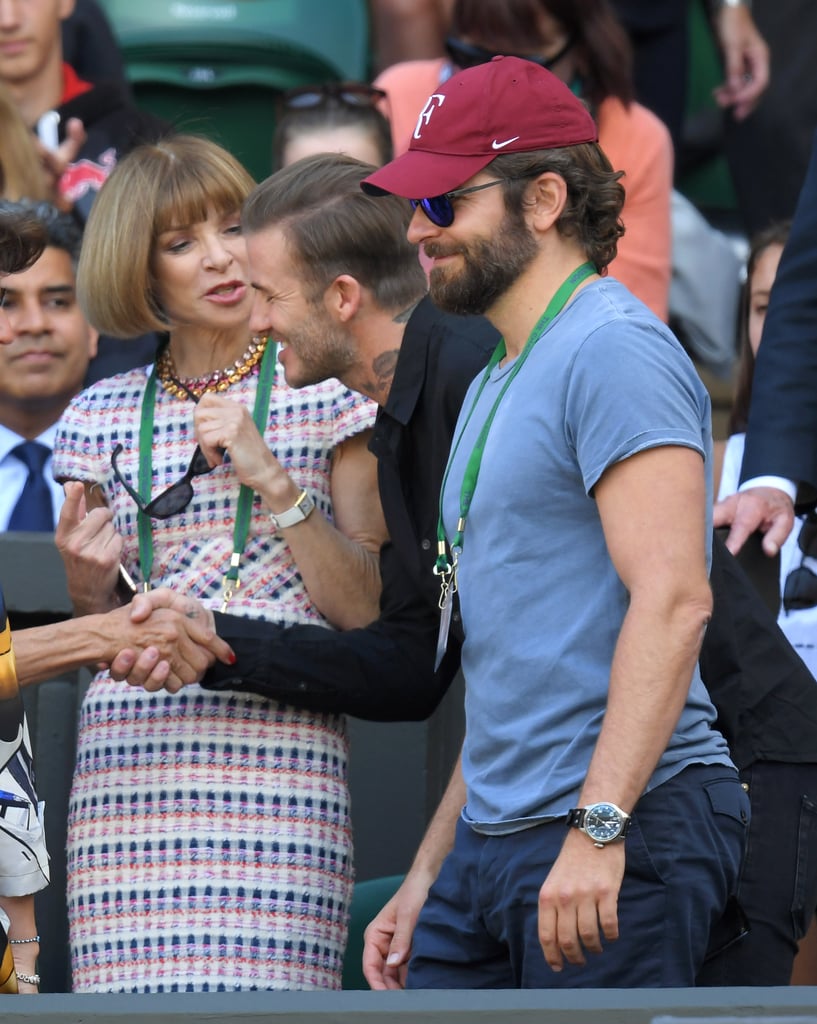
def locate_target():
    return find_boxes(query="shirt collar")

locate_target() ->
[0,422,59,462]
[381,295,437,426]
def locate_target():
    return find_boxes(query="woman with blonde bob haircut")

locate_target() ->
[52,134,386,992]
[77,135,255,338]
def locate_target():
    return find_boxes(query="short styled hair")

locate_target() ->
[0,207,47,276]
[489,144,625,272]
[243,153,426,310]
[77,134,255,337]
[0,200,83,269]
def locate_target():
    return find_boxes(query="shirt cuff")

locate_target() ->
[738,475,797,502]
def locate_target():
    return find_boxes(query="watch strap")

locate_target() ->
[565,803,631,843]
[270,489,315,530]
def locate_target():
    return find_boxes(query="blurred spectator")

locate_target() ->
[0,86,50,203]
[0,0,162,383]
[374,0,673,320]
[611,0,768,158]
[0,82,85,208]
[723,0,817,234]
[0,200,96,533]
[273,82,393,169]
[0,0,165,225]
[369,0,454,71]
[61,0,129,91]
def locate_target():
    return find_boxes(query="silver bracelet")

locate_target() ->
[15,971,40,986]
[9,935,40,945]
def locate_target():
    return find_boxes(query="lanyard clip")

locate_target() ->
[221,553,242,612]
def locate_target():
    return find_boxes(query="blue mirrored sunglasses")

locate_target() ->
[409,178,513,228]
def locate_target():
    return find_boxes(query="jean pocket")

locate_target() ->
[791,793,817,941]
[703,776,751,828]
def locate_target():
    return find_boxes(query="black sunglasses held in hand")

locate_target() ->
[111,442,213,520]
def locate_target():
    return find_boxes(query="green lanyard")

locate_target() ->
[434,262,595,601]
[134,338,277,607]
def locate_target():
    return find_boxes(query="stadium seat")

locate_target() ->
[97,0,372,180]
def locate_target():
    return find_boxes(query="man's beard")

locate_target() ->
[279,307,356,388]
[426,209,538,316]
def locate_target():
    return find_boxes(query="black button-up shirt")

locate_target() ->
[203,297,499,720]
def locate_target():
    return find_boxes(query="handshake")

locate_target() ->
[13,482,235,693]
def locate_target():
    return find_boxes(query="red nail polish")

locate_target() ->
[228,651,237,665]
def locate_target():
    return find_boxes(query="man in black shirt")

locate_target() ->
[190,153,497,720]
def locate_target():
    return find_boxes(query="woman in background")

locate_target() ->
[273,81,393,170]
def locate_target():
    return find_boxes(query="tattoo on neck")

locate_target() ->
[394,300,420,325]
[362,350,399,401]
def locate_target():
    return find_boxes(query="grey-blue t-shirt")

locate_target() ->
[441,278,733,833]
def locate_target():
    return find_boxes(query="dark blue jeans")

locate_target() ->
[697,760,817,986]
[407,764,749,989]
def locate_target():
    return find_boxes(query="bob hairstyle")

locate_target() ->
[77,134,255,337]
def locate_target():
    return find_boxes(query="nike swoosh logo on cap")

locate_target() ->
[491,136,520,149]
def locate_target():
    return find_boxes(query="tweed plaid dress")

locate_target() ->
[52,361,376,992]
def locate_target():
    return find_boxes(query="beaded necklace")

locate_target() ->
[156,333,269,399]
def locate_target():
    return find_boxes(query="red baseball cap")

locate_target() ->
[361,55,598,199]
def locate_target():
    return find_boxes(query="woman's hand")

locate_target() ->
[55,481,123,615]
[194,393,301,508]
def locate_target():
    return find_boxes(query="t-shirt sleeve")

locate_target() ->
[564,320,709,495]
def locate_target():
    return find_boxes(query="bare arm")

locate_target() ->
[712,3,770,121]
[0,895,38,993]
[538,445,713,972]
[195,394,387,629]
[363,751,464,989]
[13,594,234,689]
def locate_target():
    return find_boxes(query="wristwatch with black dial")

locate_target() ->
[565,802,631,846]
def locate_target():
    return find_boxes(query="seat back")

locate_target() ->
[98,0,372,180]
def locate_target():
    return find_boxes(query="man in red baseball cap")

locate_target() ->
[362,56,747,989]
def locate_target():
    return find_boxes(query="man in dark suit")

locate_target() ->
[715,129,817,555]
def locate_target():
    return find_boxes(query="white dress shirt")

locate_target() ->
[0,423,64,531]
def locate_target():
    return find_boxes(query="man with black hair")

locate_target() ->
[0,200,96,532]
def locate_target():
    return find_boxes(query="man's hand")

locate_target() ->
[538,831,625,972]
[713,485,795,555]
[712,4,770,121]
[108,589,235,692]
[362,868,435,990]
[56,481,123,614]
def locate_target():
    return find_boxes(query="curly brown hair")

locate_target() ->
[488,144,625,272]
